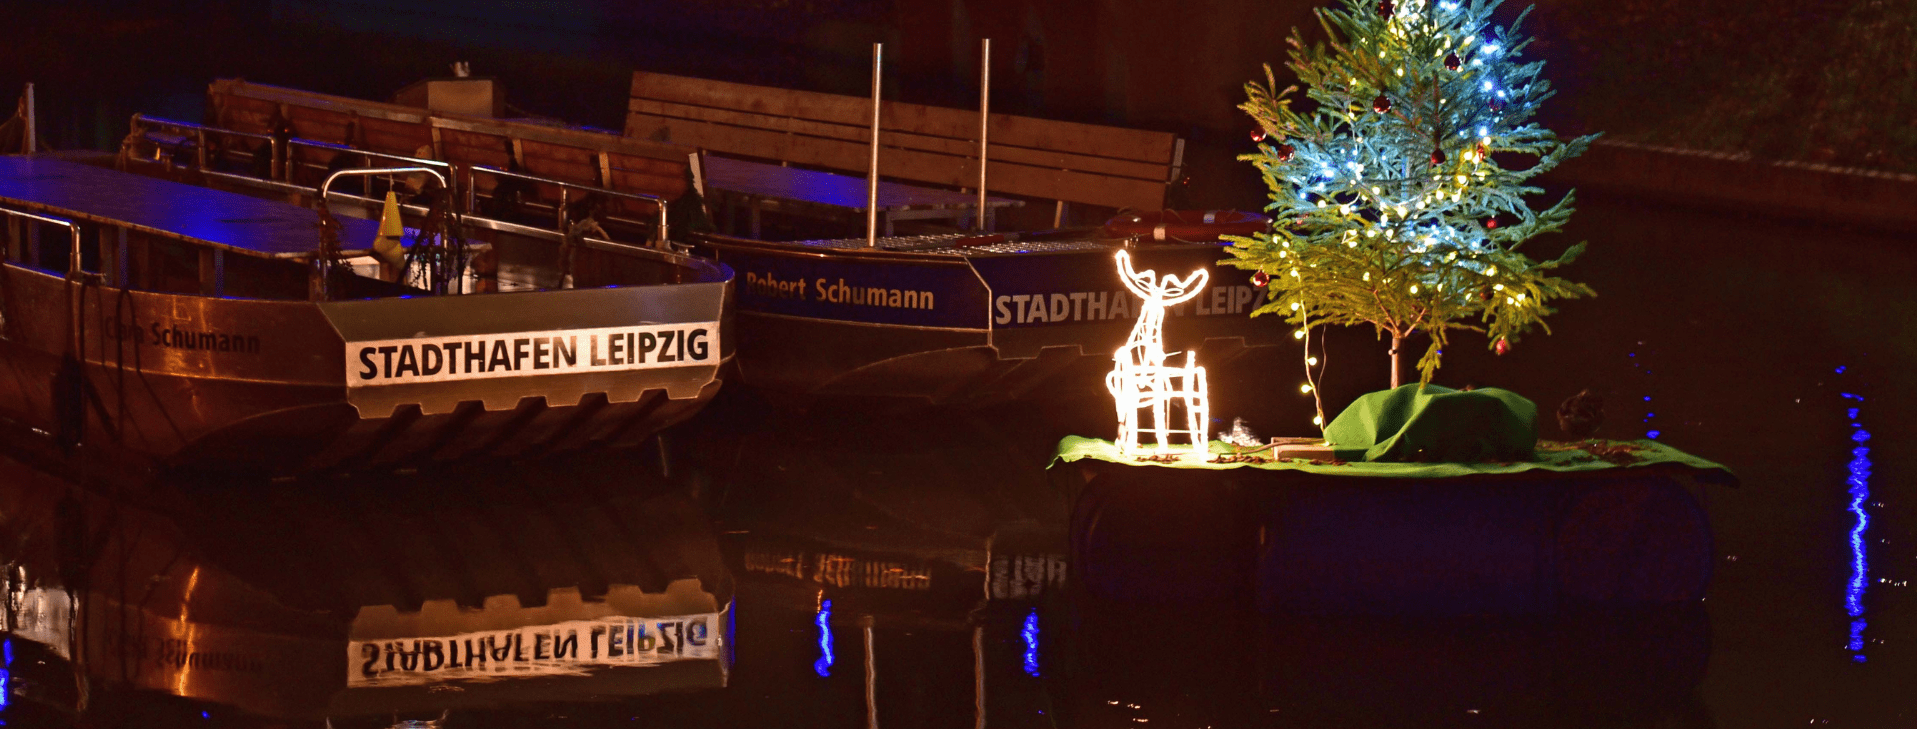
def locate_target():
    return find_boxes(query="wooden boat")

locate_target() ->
[697,231,1273,402]
[0,154,732,475]
[625,68,1288,404]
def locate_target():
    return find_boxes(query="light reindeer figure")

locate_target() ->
[1106,250,1211,456]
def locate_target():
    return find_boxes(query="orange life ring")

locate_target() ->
[1102,210,1270,243]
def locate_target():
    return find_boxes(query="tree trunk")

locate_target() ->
[1390,335,1403,389]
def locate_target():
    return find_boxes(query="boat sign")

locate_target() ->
[349,612,722,687]
[347,322,721,387]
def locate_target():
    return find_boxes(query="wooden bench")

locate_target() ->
[701,155,1022,237]
[624,71,1185,227]
[207,79,699,226]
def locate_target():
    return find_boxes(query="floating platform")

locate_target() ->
[1060,438,1731,615]
[0,156,732,474]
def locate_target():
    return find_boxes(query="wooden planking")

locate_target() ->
[436,128,513,195]
[632,115,1166,210]
[604,152,685,215]
[630,71,1175,164]
[284,105,354,144]
[210,79,428,127]
[357,116,435,158]
[436,127,514,168]
[519,139,600,185]
[627,97,1169,182]
[211,93,281,135]
[207,79,695,205]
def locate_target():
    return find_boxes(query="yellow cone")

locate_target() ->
[372,191,406,269]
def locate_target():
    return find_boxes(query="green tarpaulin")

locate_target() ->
[1324,384,1538,462]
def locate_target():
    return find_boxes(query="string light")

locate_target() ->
[1107,251,1210,456]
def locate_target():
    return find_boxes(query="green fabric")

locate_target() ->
[1324,384,1537,462]
[1051,435,1732,479]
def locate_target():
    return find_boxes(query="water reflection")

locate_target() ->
[1841,384,1872,662]
[0,447,732,724]
[814,596,834,678]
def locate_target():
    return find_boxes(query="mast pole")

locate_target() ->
[866,43,883,248]
[976,39,990,230]
[22,83,35,155]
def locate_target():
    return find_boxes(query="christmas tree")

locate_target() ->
[1227,0,1597,396]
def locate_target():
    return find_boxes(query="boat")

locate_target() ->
[692,230,1275,403]
[0,153,732,475]
[622,64,1290,404]
[151,76,1287,406]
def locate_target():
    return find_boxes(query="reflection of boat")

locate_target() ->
[0,154,731,474]
[0,448,732,721]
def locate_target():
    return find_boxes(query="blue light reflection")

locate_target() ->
[1021,609,1041,677]
[814,599,835,677]
[1841,375,1872,662]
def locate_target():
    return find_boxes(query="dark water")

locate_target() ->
[0,189,1912,727]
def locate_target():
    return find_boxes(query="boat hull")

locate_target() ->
[0,261,732,474]
[694,233,1284,405]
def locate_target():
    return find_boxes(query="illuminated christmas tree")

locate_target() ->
[1227,0,1597,397]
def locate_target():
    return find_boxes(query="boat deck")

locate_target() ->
[788,232,1114,256]
[0,155,423,259]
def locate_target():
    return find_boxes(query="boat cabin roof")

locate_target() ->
[0,155,411,260]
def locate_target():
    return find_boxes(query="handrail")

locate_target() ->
[0,207,85,278]
[287,138,452,183]
[463,164,669,247]
[128,113,282,177]
[319,166,450,200]
[127,115,671,247]
[315,167,460,300]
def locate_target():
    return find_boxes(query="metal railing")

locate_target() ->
[126,114,284,181]
[463,164,669,245]
[0,207,85,278]
[125,114,671,248]
[290,138,453,205]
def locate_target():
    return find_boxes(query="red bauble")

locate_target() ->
[1430,148,1446,165]
[1490,99,1505,113]
[1444,52,1461,71]
[1485,217,1499,229]
[1252,271,1270,288]
[1275,142,1296,161]
[1372,95,1391,113]
[1377,0,1394,18]
[1494,338,1511,356]
[1251,128,1267,143]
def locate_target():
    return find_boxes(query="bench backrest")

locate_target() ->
[624,71,1184,212]
[207,79,695,216]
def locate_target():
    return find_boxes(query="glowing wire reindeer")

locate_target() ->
[1106,250,1211,456]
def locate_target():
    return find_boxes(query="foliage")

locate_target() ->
[1225,0,1596,386]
